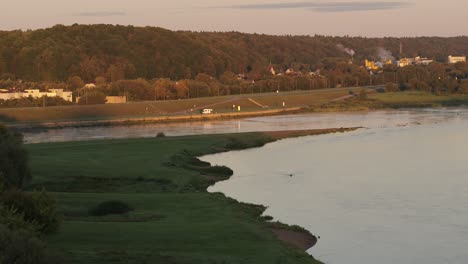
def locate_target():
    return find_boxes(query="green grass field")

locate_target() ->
[314,91,468,112]
[369,91,468,106]
[26,133,321,264]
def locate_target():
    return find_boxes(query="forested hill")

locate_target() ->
[1,24,468,82]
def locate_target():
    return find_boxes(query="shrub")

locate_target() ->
[0,189,61,234]
[77,91,107,105]
[0,225,62,264]
[0,125,31,189]
[261,215,274,221]
[385,82,399,92]
[89,200,133,216]
[0,205,39,234]
[156,132,166,137]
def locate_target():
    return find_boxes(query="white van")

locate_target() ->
[201,109,213,114]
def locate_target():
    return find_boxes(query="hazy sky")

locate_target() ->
[2,0,467,37]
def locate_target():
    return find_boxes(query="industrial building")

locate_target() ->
[365,59,392,70]
[0,89,73,102]
[397,57,434,67]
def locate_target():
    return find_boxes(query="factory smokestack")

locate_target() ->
[400,41,403,57]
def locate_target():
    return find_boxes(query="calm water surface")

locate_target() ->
[203,108,468,264]
[23,109,466,143]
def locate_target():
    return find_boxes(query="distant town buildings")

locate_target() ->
[396,57,434,67]
[0,89,72,102]
[365,59,392,70]
[364,56,435,69]
[448,55,466,64]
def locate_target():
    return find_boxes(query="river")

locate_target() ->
[22,109,466,143]
[201,108,468,264]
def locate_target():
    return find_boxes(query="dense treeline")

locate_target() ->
[1,24,468,82]
[1,24,468,105]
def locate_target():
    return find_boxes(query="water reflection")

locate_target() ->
[23,108,468,143]
[203,108,468,264]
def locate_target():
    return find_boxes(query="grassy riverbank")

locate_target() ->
[25,128,358,264]
[313,91,468,112]
[5,89,468,131]
[0,89,352,124]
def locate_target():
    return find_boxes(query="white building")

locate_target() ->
[0,89,73,102]
[84,83,96,89]
[448,55,466,64]
[397,57,434,67]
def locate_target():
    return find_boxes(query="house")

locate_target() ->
[448,55,466,64]
[0,89,73,102]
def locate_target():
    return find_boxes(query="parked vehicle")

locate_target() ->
[201,108,213,114]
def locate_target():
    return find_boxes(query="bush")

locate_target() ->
[77,91,107,105]
[89,200,133,216]
[0,205,39,234]
[0,225,62,264]
[0,190,61,234]
[385,82,400,92]
[156,132,166,138]
[0,125,31,189]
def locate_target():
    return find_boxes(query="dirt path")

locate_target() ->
[247,98,268,108]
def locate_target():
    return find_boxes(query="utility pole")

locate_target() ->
[400,41,403,58]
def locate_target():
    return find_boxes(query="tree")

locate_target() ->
[77,91,107,105]
[459,81,468,94]
[0,125,31,189]
[154,79,175,100]
[67,76,84,91]
[219,71,239,85]
[175,81,189,99]
[79,57,106,83]
[385,82,399,92]
[95,76,107,87]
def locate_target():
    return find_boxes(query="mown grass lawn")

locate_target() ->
[369,91,468,105]
[26,134,321,264]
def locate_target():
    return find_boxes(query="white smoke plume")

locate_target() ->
[376,47,395,61]
[336,44,355,57]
